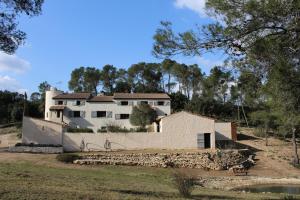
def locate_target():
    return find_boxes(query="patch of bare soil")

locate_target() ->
[237,127,300,177]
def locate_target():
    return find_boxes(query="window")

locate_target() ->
[57,111,60,118]
[115,114,130,120]
[121,101,128,105]
[120,114,130,119]
[157,101,164,106]
[73,111,81,118]
[97,111,106,118]
[100,126,107,130]
[58,101,63,105]
[140,101,148,105]
[76,100,81,106]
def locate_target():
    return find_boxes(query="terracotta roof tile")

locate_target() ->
[113,93,170,99]
[49,105,66,110]
[88,96,114,102]
[53,92,91,99]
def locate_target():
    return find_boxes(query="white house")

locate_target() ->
[45,87,171,132]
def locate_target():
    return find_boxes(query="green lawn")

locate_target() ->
[0,159,298,200]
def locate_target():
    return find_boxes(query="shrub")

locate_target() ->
[67,127,94,133]
[135,127,147,132]
[97,129,107,133]
[15,143,62,147]
[130,104,157,128]
[56,153,80,163]
[253,128,265,137]
[107,125,130,133]
[173,171,196,198]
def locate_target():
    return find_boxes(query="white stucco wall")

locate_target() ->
[45,87,63,121]
[160,111,216,148]
[215,122,233,141]
[22,117,63,145]
[48,98,171,132]
[22,111,219,152]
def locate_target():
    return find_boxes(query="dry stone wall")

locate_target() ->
[74,150,251,170]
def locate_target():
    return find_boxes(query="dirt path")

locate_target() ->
[237,128,300,177]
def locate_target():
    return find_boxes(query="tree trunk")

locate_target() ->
[240,96,249,127]
[167,73,171,93]
[292,127,299,165]
[265,124,269,146]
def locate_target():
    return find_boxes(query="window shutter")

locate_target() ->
[117,101,121,105]
[81,101,85,106]
[154,101,158,106]
[54,101,58,105]
[80,111,85,118]
[115,114,120,120]
[165,101,170,106]
[137,101,141,105]
[106,111,112,118]
[72,101,76,106]
[63,100,67,105]
[149,101,153,106]
[91,111,97,118]
[68,111,73,118]
[128,101,134,106]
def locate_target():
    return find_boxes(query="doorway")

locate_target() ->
[197,133,211,149]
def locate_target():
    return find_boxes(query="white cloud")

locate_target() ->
[0,75,27,93]
[195,56,223,70]
[0,52,30,73]
[174,0,207,17]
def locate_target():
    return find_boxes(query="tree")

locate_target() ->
[130,104,157,128]
[68,67,101,94]
[250,110,277,146]
[162,59,177,93]
[101,65,118,94]
[169,92,188,112]
[30,92,41,102]
[153,0,300,165]
[0,0,44,54]
[128,62,163,93]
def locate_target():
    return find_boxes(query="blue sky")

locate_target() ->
[0,0,226,94]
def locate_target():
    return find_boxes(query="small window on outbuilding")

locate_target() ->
[57,101,63,105]
[76,100,81,106]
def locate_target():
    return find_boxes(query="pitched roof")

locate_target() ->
[87,96,114,102]
[160,111,215,121]
[113,93,170,99]
[53,92,91,100]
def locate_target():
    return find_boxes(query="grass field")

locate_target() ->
[0,159,298,200]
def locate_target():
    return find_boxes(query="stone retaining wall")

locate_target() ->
[9,146,63,154]
[74,150,251,170]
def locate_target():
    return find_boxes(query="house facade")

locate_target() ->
[45,87,171,132]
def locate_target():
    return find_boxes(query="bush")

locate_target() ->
[56,153,80,163]
[15,143,62,147]
[135,127,147,132]
[173,171,196,198]
[253,127,265,137]
[97,129,107,133]
[107,125,130,133]
[67,127,94,133]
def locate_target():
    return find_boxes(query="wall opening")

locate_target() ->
[197,133,211,149]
